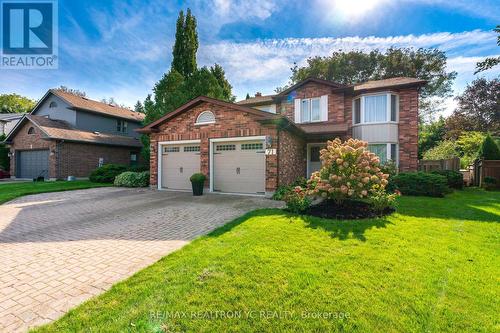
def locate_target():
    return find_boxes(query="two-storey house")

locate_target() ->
[138,77,425,196]
[5,89,144,179]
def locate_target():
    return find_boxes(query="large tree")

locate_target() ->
[418,116,446,158]
[281,48,457,122]
[475,26,500,74]
[0,93,36,113]
[171,9,198,77]
[446,78,500,137]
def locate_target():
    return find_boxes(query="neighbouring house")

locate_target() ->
[5,89,144,180]
[0,113,25,136]
[138,77,425,196]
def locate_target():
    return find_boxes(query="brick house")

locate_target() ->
[5,89,144,180]
[138,77,425,196]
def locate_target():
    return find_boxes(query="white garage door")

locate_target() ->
[213,140,266,194]
[161,144,200,190]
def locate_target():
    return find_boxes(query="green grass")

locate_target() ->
[0,180,111,204]
[34,189,499,333]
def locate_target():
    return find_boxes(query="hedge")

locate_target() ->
[89,164,129,183]
[114,171,150,187]
[431,170,464,189]
[390,172,451,197]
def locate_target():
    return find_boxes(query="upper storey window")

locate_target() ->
[117,119,128,133]
[353,93,398,124]
[294,95,328,124]
[49,101,58,108]
[195,111,215,125]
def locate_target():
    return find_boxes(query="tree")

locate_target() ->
[134,101,144,113]
[149,69,187,124]
[58,86,86,97]
[475,26,500,74]
[140,94,155,161]
[446,78,500,136]
[282,48,457,123]
[456,131,487,167]
[479,134,500,160]
[422,140,459,160]
[210,64,235,102]
[0,93,36,113]
[171,9,198,77]
[245,93,250,100]
[418,117,446,158]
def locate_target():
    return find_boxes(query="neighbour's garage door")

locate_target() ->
[161,144,200,190]
[213,140,266,194]
[17,150,49,179]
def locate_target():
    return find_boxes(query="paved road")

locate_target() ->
[0,187,282,332]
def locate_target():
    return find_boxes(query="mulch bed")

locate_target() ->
[305,200,395,220]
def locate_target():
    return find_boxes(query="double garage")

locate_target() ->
[158,137,266,195]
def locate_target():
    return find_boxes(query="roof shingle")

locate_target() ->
[50,89,145,122]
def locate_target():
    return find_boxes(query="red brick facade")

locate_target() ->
[397,88,419,171]
[9,121,140,179]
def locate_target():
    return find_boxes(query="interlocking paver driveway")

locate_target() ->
[0,187,282,332]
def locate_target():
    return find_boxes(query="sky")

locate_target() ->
[1,0,499,116]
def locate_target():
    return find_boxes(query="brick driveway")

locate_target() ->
[0,187,282,332]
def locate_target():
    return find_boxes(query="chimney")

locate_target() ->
[255,92,262,97]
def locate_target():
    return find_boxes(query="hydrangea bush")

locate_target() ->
[306,138,389,204]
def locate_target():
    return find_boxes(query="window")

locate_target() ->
[364,95,387,122]
[300,97,321,123]
[49,101,58,108]
[130,152,138,166]
[310,146,321,162]
[368,144,387,164]
[354,98,361,124]
[241,143,263,150]
[216,144,236,151]
[368,143,398,164]
[164,147,180,153]
[27,127,35,134]
[184,146,200,152]
[353,93,398,124]
[117,120,128,133]
[195,111,215,125]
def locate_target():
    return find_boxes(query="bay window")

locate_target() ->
[353,93,398,124]
[368,143,398,164]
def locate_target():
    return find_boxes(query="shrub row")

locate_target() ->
[114,171,150,187]
[89,164,148,183]
[390,172,451,197]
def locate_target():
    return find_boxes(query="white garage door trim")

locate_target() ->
[157,140,201,191]
[209,136,266,195]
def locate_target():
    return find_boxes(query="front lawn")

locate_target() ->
[0,180,110,204]
[35,189,499,332]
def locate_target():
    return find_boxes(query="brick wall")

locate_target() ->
[149,101,279,191]
[278,130,306,185]
[277,82,346,124]
[398,88,419,171]
[57,142,140,178]
[9,121,57,178]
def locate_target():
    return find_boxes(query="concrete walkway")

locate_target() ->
[0,187,282,332]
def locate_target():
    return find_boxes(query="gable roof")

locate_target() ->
[276,78,347,97]
[0,113,26,121]
[138,95,279,133]
[5,115,142,148]
[236,94,276,106]
[43,89,145,122]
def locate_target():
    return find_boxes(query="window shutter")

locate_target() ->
[294,98,301,123]
[320,95,328,121]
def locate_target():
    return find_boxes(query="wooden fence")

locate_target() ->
[418,157,460,172]
[467,159,500,188]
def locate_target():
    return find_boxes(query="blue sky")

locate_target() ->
[1,0,499,115]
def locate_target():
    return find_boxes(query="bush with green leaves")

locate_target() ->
[483,176,497,190]
[431,170,464,189]
[284,186,311,213]
[479,135,500,160]
[89,164,128,183]
[114,171,150,187]
[367,188,400,213]
[272,177,307,201]
[189,173,206,183]
[390,172,451,197]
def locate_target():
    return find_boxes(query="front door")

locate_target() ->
[307,144,326,176]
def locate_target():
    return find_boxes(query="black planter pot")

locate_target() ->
[191,181,204,196]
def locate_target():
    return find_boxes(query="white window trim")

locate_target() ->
[367,142,399,166]
[352,91,399,126]
[209,136,266,193]
[157,139,201,190]
[299,97,322,124]
[195,111,216,125]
